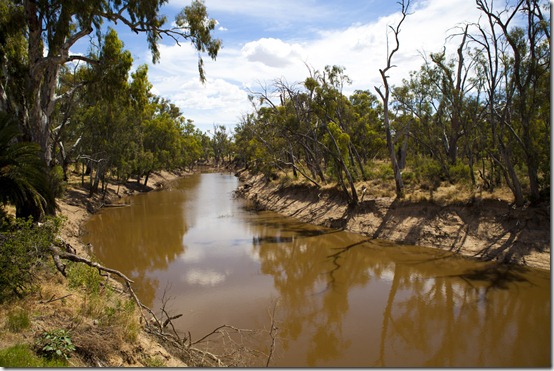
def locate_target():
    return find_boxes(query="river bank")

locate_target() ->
[54,170,191,366]
[0,170,192,367]
[236,172,550,271]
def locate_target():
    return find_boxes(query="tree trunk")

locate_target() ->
[498,142,525,207]
[374,0,409,199]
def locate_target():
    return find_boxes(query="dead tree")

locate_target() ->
[374,0,411,198]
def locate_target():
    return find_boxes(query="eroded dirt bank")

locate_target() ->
[237,173,550,271]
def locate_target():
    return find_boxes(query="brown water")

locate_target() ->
[83,173,551,367]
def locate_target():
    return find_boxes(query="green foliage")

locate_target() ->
[0,112,56,219]
[5,307,30,332]
[401,169,417,185]
[0,217,60,301]
[36,329,76,361]
[448,161,471,184]
[144,355,167,367]
[49,165,66,197]
[365,161,394,181]
[0,343,68,367]
[412,157,444,189]
[66,262,102,295]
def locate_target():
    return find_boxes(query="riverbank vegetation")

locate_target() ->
[234,0,550,208]
[0,0,550,367]
[0,0,226,366]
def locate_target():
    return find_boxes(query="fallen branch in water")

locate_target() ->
[266,299,280,367]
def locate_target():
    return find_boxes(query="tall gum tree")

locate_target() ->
[0,0,221,167]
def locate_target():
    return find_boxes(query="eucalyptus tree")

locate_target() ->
[392,73,445,169]
[306,65,359,203]
[426,25,477,166]
[469,0,550,205]
[76,28,134,194]
[178,120,204,171]
[211,124,231,166]
[348,90,386,164]
[0,0,221,168]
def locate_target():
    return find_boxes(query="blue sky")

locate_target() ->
[73,0,487,134]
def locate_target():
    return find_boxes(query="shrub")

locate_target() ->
[365,161,393,181]
[67,262,102,295]
[49,165,66,198]
[36,328,76,361]
[401,169,416,185]
[144,355,167,367]
[5,307,30,332]
[448,161,471,184]
[411,157,444,190]
[0,217,60,301]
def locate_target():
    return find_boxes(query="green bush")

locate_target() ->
[401,169,416,185]
[5,308,30,332]
[36,328,76,361]
[49,165,67,198]
[67,262,102,294]
[365,161,393,181]
[144,355,167,367]
[0,343,68,367]
[0,217,60,301]
[410,157,444,188]
[448,160,471,183]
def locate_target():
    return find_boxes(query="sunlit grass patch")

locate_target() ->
[0,343,69,367]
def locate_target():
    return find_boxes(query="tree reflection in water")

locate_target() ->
[83,175,200,307]
[253,223,550,367]
[84,174,550,367]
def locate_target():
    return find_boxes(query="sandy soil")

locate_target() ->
[237,173,551,272]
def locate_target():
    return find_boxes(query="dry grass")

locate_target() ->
[272,167,516,206]
[0,253,158,366]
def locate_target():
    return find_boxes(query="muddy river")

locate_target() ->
[83,172,550,367]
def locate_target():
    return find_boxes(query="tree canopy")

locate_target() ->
[234,0,550,207]
[0,0,221,218]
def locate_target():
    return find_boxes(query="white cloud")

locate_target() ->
[170,0,331,25]
[241,38,306,68]
[299,0,482,93]
[147,0,486,132]
[179,247,204,263]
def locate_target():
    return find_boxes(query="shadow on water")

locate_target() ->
[445,263,532,290]
[253,235,294,244]
[245,211,343,239]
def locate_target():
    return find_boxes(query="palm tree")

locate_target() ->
[0,111,55,220]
